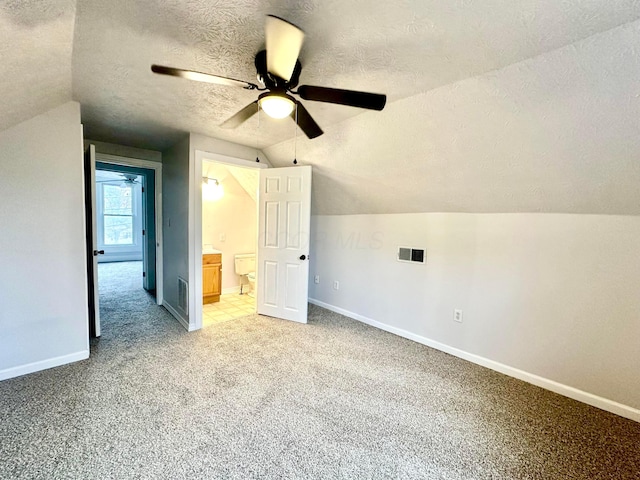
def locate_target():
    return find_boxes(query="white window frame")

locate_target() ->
[97,181,142,249]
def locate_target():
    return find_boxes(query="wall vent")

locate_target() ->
[178,277,188,314]
[397,246,426,264]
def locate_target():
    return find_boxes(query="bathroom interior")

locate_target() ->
[202,160,259,327]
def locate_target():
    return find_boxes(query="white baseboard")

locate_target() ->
[0,350,90,382]
[308,298,640,423]
[163,301,195,332]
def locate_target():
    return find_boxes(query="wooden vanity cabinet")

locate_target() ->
[203,253,222,304]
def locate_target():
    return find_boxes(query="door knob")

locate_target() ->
[299,255,306,260]
[93,250,105,256]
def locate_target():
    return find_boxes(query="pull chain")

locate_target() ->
[293,103,298,165]
[255,105,261,162]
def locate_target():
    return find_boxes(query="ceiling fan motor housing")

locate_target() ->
[255,50,301,90]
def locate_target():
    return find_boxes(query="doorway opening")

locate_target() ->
[95,163,156,294]
[200,157,263,328]
[84,148,163,339]
[190,150,312,331]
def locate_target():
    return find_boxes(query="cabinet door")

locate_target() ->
[211,263,221,296]
[203,264,219,296]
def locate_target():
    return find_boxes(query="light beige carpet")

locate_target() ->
[1,261,639,479]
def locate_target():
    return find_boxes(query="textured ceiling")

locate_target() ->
[3,1,640,214]
[69,0,640,151]
[0,0,75,131]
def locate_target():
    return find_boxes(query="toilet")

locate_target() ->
[247,272,256,295]
[234,254,256,296]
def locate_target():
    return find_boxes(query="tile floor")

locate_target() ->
[203,292,256,327]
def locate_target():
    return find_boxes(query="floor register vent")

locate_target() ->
[397,247,426,264]
[178,277,188,314]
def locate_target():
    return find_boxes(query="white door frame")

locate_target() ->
[190,150,268,331]
[95,152,164,305]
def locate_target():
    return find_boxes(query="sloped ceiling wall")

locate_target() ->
[0,0,75,132]
[265,20,640,215]
[202,161,259,203]
[3,0,640,215]
[227,166,259,204]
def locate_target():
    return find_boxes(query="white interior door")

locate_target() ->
[84,144,101,337]
[257,165,312,323]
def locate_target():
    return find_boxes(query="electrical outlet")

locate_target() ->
[219,233,226,242]
[314,275,320,284]
[454,309,463,323]
[333,280,340,290]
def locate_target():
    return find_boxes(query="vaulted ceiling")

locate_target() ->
[2,0,640,214]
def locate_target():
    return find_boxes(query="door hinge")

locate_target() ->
[143,271,146,277]
[142,187,145,193]
[142,229,145,236]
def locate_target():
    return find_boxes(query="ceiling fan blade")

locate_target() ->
[297,85,387,111]
[151,65,258,90]
[265,15,305,82]
[292,100,323,139]
[220,101,259,129]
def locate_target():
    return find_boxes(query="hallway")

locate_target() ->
[95,261,177,345]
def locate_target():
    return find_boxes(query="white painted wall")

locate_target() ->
[309,213,640,417]
[0,102,88,379]
[161,136,190,324]
[202,173,257,290]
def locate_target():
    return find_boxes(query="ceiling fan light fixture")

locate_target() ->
[259,92,295,119]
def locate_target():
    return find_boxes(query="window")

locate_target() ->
[102,184,134,245]
[95,170,144,262]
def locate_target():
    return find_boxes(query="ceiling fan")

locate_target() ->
[96,173,141,186]
[151,15,387,139]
